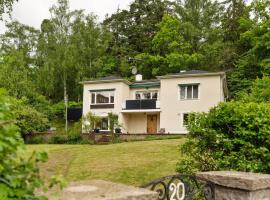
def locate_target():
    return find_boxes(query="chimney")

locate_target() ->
[135,74,143,81]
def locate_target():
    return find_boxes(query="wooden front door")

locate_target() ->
[147,115,157,134]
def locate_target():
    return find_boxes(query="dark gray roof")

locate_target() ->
[131,79,160,85]
[95,76,123,81]
[168,70,209,76]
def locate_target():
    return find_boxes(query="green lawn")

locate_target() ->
[27,139,184,186]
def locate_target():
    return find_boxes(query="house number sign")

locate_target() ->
[169,182,185,200]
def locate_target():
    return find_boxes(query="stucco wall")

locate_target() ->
[159,75,224,134]
[82,81,130,132]
[123,113,160,133]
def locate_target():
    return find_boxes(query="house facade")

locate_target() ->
[82,70,227,134]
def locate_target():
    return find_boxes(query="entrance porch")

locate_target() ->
[121,111,160,134]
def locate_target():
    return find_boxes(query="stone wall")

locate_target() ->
[47,171,270,200]
[197,171,270,200]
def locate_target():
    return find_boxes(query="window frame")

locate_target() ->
[90,90,115,105]
[178,83,200,100]
[95,117,109,131]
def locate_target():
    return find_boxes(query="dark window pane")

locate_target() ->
[193,85,198,99]
[101,118,108,130]
[187,85,192,99]
[183,113,189,126]
[180,86,186,99]
[91,93,95,104]
[110,93,114,103]
[143,92,151,99]
[136,93,141,100]
[96,92,110,103]
[152,92,158,99]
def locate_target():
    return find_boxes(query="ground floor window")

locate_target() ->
[96,117,109,130]
[182,113,196,126]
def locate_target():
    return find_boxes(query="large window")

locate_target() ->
[135,91,159,100]
[90,90,115,104]
[179,84,199,100]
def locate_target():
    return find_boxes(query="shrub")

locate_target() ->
[27,136,47,144]
[48,134,67,144]
[12,103,50,136]
[0,88,48,199]
[177,101,270,174]
[82,112,101,133]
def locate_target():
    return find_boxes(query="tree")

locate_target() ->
[36,0,112,102]
[104,0,171,77]
[228,17,270,97]
[0,0,17,18]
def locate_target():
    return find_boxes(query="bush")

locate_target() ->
[177,101,270,174]
[49,134,67,144]
[27,136,47,144]
[0,88,48,199]
[12,102,50,136]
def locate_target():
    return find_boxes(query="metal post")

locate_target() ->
[64,92,68,133]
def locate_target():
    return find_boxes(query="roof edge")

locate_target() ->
[157,72,226,79]
[81,79,131,85]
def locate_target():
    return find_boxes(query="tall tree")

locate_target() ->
[104,0,171,76]
[0,0,17,18]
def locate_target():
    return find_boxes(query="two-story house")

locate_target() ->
[82,70,227,134]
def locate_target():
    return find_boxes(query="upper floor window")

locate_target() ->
[135,91,158,100]
[90,90,115,105]
[179,84,199,100]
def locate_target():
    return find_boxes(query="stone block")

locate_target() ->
[57,180,158,200]
[197,171,270,200]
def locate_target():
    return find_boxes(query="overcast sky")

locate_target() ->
[0,0,133,34]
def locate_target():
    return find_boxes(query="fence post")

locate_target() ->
[196,171,270,200]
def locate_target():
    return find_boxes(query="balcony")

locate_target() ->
[122,99,160,111]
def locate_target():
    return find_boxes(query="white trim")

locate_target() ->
[121,109,161,113]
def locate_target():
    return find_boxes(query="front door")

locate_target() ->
[147,115,157,134]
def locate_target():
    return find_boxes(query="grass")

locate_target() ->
[26,138,185,186]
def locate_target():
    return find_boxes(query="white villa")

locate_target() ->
[82,70,227,134]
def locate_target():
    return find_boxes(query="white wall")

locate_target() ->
[159,75,224,134]
[82,81,130,132]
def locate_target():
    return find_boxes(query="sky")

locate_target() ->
[0,0,133,34]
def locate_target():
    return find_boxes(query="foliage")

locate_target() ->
[177,101,270,174]
[50,101,82,119]
[238,76,270,103]
[228,17,270,97]
[82,112,101,133]
[0,89,48,200]
[0,0,17,18]
[108,112,119,132]
[26,136,47,144]
[11,100,50,136]
[48,134,67,144]
[1,0,270,103]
